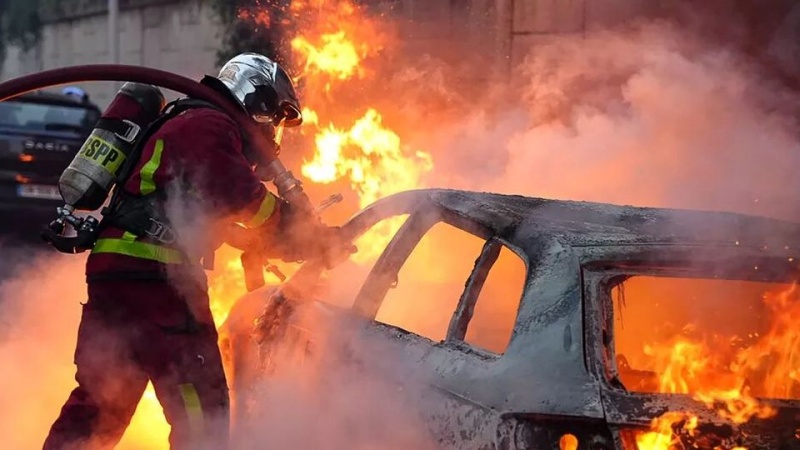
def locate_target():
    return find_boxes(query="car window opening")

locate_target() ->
[375,221,483,342]
[611,275,800,401]
[373,220,527,353]
[463,244,526,353]
[312,214,410,309]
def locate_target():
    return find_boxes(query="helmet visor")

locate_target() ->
[254,116,286,147]
[273,119,285,147]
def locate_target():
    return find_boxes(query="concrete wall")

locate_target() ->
[0,44,42,81]
[507,0,656,67]
[1,0,223,109]
[0,0,653,109]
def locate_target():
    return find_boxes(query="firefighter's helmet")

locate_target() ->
[213,53,302,130]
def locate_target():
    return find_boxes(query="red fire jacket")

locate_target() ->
[85,105,281,279]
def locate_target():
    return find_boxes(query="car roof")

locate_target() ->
[11,90,99,109]
[374,189,800,250]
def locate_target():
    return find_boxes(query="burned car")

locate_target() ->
[220,189,800,450]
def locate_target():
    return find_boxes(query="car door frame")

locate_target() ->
[351,201,496,322]
[346,200,534,447]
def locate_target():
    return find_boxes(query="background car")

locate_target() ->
[0,87,101,244]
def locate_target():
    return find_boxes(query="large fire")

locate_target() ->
[619,277,799,449]
[292,31,364,82]
[109,0,795,448]
[300,107,433,261]
[115,1,426,447]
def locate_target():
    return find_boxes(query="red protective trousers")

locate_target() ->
[43,279,229,450]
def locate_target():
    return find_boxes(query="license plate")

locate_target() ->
[17,184,62,200]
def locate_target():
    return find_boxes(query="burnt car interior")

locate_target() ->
[578,250,800,448]
[585,254,800,402]
[288,198,529,356]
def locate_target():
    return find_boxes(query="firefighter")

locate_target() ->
[43,53,325,449]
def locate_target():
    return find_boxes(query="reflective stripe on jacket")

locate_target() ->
[86,107,281,276]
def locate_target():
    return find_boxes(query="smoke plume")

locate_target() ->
[417,21,800,221]
[226,306,441,449]
[0,251,88,448]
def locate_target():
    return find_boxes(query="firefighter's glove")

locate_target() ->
[313,225,358,269]
[272,199,356,266]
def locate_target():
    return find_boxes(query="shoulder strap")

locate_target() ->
[170,98,222,114]
[115,98,222,186]
[104,97,224,215]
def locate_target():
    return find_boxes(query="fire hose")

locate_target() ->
[0,64,343,290]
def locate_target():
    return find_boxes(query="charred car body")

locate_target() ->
[221,189,800,450]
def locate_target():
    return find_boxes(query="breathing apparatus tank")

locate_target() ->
[43,82,166,253]
[61,82,165,210]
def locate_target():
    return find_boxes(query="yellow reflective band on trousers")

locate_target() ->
[140,139,164,195]
[92,238,185,264]
[241,191,277,228]
[178,383,205,438]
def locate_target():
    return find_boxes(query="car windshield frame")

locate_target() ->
[274,192,426,305]
[0,96,100,134]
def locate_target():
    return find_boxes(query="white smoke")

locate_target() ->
[419,22,800,221]
[0,250,88,448]
[228,309,441,449]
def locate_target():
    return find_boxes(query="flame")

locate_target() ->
[285,0,387,93]
[290,0,431,262]
[621,278,800,449]
[632,346,772,449]
[300,107,433,206]
[119,3,402,446]
[292,31,365,81]
[646,339,712,394]
[237,9,270,29]
[300,108,432,261]
[732,283,800,399]
[208,246,250,327]
[635,412,698,450]
[116,1,798,448]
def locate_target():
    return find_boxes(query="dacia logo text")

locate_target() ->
[78,135,125,173]
[24,140,70,152]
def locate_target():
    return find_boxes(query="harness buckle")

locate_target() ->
[145,218,177,244]
[115,119,141,144]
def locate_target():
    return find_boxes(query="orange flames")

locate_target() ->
[236,0,271,30]
[300,108,433,207]
[636,412,700,450]
[287,0,430,261]
[117,1,797,448]
[121,2,424,445]
[292,31,365,82]
[286,0,387,93]
[300,107,433,261]
[625,278,800,449]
